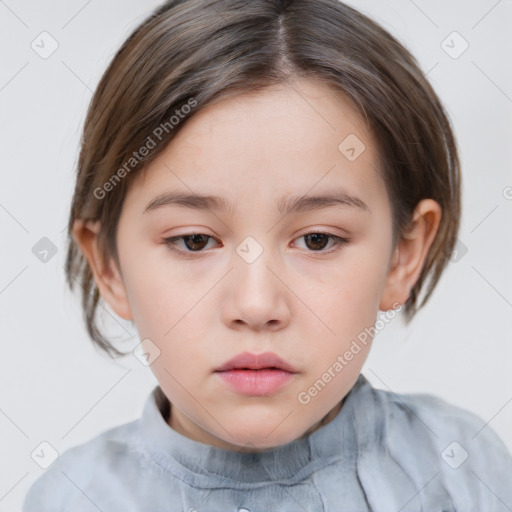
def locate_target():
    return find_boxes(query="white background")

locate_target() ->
[1,0,511,510]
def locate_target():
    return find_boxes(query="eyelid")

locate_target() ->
[162,231,222,258]
[162,229,350,257]
[291,231,349,253]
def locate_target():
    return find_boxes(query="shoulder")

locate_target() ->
[381,384,509,456]
[369,380,512,509]
[22,419,144,512]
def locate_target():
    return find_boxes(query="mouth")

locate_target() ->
[214,352,298,396]
[214,351,298,373]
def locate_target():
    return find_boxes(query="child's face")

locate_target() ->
[92,79,415,451]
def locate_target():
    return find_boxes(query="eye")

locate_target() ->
[292,232,349,252]
[163,233,220,254]
[162,231,349,257]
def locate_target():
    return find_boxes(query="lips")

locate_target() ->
[214,352,299,396]
[214,351,298,373]
[215,351,297,396]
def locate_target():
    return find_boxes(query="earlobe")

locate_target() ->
[379,199,442,311]
[72,219,133,321]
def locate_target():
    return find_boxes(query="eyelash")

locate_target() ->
[162,231,349,258]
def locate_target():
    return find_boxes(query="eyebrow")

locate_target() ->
[143,190,370,216]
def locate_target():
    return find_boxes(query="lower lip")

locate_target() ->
[216,369,295,396]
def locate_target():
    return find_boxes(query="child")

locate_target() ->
[23,0,512,510]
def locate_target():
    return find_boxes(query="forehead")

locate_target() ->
[124,79,388,216]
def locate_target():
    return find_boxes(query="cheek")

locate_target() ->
[119,240,201,331]
[128,275,204,346]
[292,247,389,338]
[123,273,172,339]
[121,251,217,367]
[291,256,384,398]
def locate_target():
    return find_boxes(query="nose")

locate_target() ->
[220,242,291,332]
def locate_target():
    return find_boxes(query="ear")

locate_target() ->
[379,199,442,311]
[72,219,133,321]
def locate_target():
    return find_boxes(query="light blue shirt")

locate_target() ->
[23,373,512,511]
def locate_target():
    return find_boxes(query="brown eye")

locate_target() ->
[182,234,210,251]
[163,233,218,254]
[304,233,330,250]
[292,232,349,253]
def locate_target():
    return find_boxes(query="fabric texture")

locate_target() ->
[22,373,512,512]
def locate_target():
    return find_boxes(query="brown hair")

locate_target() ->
[65,0,461,358]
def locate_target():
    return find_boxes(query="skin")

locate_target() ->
[74,78,441,453]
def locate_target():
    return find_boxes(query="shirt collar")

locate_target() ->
[135,373,372,486]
